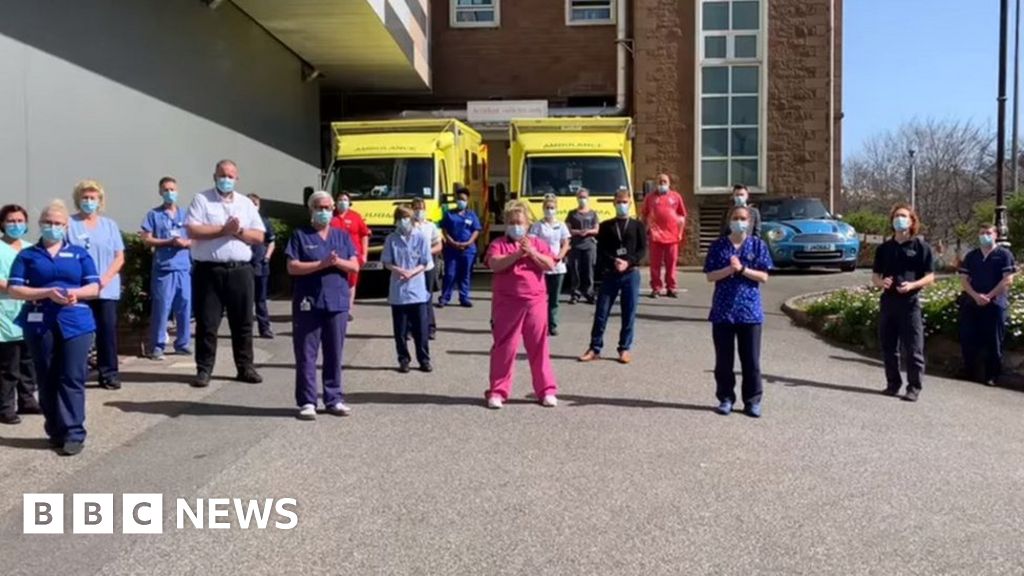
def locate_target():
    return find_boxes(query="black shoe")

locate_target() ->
[585,296,596,305]
[47,437,63,448]
[100,379,122,391]
[60,441,84,456]
[348,314,354,322]
[236,368,263,384]
[666,290,679,299]
[192,372,211,388]
[901,389,920,402]
[429,330,437,341]
[650,291,660,299]
[420,363,433,373]
[259,331,275,340]
[549,327,559,337]
[17,401,41,415]
[569,296,579,305]
[460,301,473,308]
[984,378,998,387]
[0,413,22,425]
[881,386,900,397]
[435,302,447,309]
[398,361,411,374]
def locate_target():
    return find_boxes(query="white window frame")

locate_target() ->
[450,0,501,29]
[566,0,616,26]
[695,0,768,194]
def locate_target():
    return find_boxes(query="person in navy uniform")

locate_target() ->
[140,176,192,360]
[7,200,100,456]
[248,193,276,339]
[438,186,481,308]
[703,205,773,417]
[957,223,1017,386]
[872,203,936,402]
[285,191,359,421]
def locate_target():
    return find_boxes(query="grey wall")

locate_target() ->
[0,0,321,230]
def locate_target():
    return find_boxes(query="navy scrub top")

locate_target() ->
[285,226,356,313]
[8,241,99,339]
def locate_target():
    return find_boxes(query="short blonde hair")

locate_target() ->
[73,180,105,211]
[503,199,533,225]
[40,199,70,223]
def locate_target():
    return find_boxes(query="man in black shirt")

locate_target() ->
[579,188,647,365]
[871,205,935,401]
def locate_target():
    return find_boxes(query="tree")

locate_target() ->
[843,119,996,241]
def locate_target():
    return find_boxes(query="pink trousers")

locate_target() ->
[488,297,558,401]
[649,241,680,292]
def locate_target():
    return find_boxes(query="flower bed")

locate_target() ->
[800,277,1024,351]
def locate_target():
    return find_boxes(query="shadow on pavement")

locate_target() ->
[435,327,492,335]
[762,373,882,396]
[105,400,296,418]
[446,350,582,361]
[0,437,54,451]
[634,313,707,323]
[344,392,532,407]
[828,354,884,367]
[254,363,402,372]
[559,394,715,412]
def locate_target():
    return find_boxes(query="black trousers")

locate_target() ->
[879,299,925,392]
[0,340,37,417]
[712,323,763,404]
[425,265,437,333]
[959,298,1007,381]
[88,299,119,384]
[194,262,255,376]
[568,246,597,299]
[392,302,430,365]
[254,273,271,335]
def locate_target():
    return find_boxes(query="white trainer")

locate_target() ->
[487,395,504,410]
[326,402,351,416]
[541,395,558,407]
[297,404,317,420]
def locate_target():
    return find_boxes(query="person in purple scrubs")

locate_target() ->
[285,191,360,421]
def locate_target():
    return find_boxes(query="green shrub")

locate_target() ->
[843,211,889,236]
[119,232,153,328]
[804,278,1024,350]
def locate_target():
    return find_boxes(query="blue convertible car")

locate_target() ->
[758,198,860,272]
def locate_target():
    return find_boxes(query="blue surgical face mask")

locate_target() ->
[4,222,27,240]
[892,216,911,232]
[80,199,99,215]
[41,225,65,243]
[507,224,526,240]
[415,209,426,222]
[578,197,589,208]
[657,184,669,194]
[215,177,236,195]
[162,190,178,205]
[734,195,748,207]
[730,220,750,235]
[456,199,468,211]
[979,234,996,248]
[339,200,350,212]
[397,218,412,234]
[544,208,557,220]
[615,203,630,218]
[312,209,332,226]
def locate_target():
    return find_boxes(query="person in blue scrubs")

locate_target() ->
[957,223,1017,386]
[8,200,99,456]
[67,180,124,390]
[439,187,481,308]
[286,191,359,421]
[703,206,773,418]
[140,177,193,360]
[382,206,432,373]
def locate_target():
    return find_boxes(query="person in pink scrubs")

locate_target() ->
[485,201,558,410]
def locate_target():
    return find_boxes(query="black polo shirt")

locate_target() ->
[958,246,1016,308]
[872,236,935,304]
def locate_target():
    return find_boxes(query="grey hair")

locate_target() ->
[307,190,334,211]
[214,159,238,173]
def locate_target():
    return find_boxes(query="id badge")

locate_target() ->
[300,298,312,312]
[169,229,181,238]
[27,312,43,323]
[616,247,628,256]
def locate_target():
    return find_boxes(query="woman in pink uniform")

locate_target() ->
[485,201,558,409]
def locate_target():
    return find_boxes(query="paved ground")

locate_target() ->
[1,268,1023,576]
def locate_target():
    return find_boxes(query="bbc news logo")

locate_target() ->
[23,494,298,534]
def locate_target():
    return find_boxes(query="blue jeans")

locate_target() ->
[589,270,640,354]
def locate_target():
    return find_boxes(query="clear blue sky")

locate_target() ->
[844,0,1003,158]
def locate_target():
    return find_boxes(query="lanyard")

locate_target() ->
[614,219,629,244]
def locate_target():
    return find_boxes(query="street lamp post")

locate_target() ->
[998,0,1011,245]
[1013,0,1021,195]
[909,148,917,210]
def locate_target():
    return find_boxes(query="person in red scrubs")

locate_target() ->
[330,193,370,319]
[642,173,687,298]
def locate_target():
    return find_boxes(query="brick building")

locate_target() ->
[338,0,842,262]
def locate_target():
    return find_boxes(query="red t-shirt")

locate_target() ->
[642,190,687,245]
[330,210,370,257]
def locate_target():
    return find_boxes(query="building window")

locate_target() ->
[697,0,765,192]
[566,0,615,26]
[451,0,500,28]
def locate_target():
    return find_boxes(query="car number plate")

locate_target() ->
[808,244,835,252]
[362,261,384,270]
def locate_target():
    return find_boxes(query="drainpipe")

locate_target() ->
[400,0,630,119]
[828,0,837,214]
